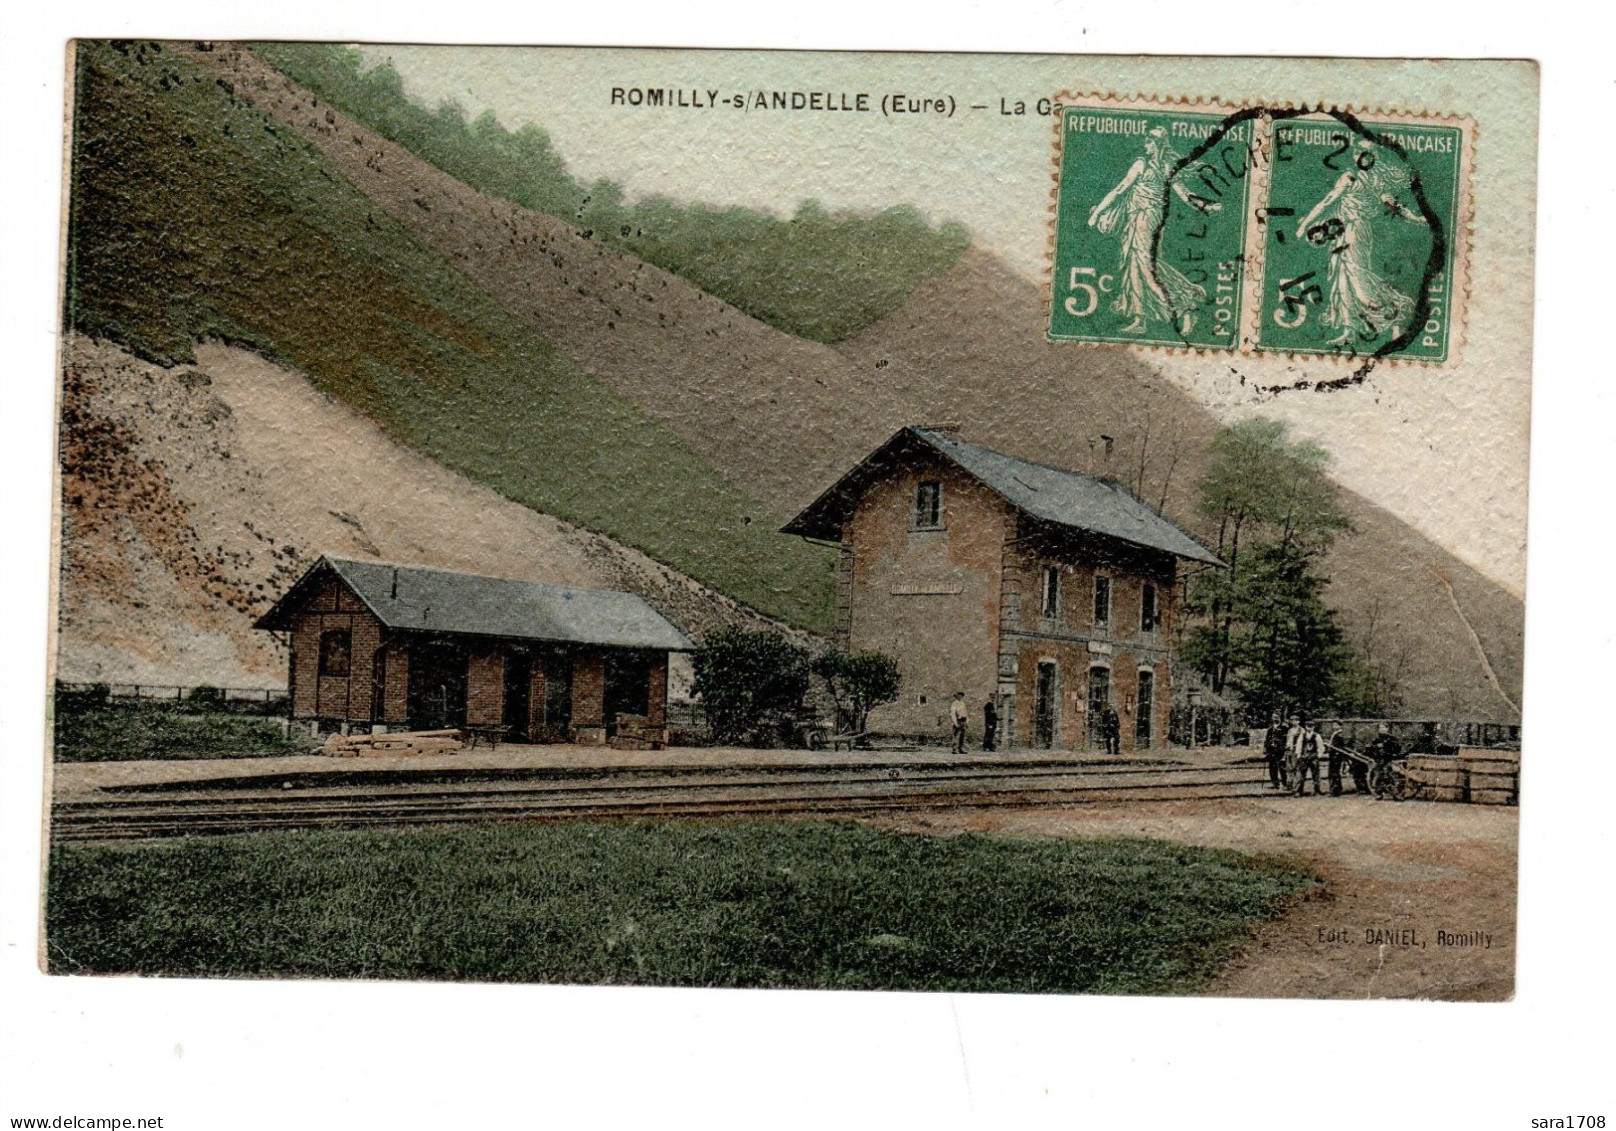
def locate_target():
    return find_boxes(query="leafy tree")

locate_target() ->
[1183,418,1353,720]
[690,629,810,745]
[811,647,902,736]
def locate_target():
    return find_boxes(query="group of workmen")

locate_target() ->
[1262,714,1404,798]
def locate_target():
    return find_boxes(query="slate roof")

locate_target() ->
[255,557,694,650]
[782,426,1223,566]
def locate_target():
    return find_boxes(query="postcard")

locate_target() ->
[44,40,1534,1002]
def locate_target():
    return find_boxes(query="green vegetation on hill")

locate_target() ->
[48,822,1314,992]
[251,43,971,343]
[65,41,833,630]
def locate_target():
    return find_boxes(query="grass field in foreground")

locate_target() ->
[47,822,1315,994]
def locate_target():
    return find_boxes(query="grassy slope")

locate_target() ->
[252,43,970,344]
[65,42,833,630]
[47,822,1314,992]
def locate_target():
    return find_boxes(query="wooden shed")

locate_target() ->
[254,556,692,743]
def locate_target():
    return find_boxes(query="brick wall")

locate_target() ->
[572,652,605,729]
[287,576,387,724]
[647,654,668,727]
[844,460,1009,738]
[466,645,505,727]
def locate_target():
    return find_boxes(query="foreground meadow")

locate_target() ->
[47,821,1313,994]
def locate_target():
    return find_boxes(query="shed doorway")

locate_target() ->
[407,638,468,730]
[503,651,533,742]
[603,652,653,735]
[541,652,573,740]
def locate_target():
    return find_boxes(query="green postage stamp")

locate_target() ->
[1048,95,1474,364]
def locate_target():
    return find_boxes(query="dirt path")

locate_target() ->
[868,794,1518,1000]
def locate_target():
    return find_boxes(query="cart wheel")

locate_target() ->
[807,730,825,751]
[1388,767,1412,802]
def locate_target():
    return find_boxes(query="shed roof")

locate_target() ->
[255,557,694,651]
[782,426,1223,566]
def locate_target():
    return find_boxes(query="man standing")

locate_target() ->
[1263,713,1289,790]
[1292,719,1324,796]
[1102,704,1121,756]
[1326,722,1348,796]
[1365,724,1403,798]
[982,698,999,752]
[950,691,968,755]
[1283,715,1305,788]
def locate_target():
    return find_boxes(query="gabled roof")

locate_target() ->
[255,557,694,650]
[782,426,1223,567]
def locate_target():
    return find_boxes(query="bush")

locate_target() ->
[812,647,902,737]
[690,629,810,746]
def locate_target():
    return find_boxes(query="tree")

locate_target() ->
[690,629,810,746]
[812,647,902,736]
[1332,598,1413,717]
[1183,418,1353,719]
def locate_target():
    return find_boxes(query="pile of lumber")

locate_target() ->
[609,715,668,752]
[323,729,464,758]
[1408,746,1521,805]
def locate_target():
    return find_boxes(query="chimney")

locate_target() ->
[391,568,399,600]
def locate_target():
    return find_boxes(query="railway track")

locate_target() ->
[50,759,1271,844]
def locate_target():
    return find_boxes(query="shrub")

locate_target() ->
[812,647,902,737]
[690,629,810,746]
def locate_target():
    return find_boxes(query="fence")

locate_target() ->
[1311,717,1521,755]
[56,681,290,714]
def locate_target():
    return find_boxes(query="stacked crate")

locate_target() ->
[1407,747,1520,805]
[609,715,668,751]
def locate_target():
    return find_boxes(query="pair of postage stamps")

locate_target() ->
[1048,96,1473,364]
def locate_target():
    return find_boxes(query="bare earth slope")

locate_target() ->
[57,337,780,688]
[181,44,1521,718]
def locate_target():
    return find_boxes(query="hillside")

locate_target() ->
[251,42,972,344]
[63,40,833,630]
[64,41,1523,720]
[57,336,785,689]
[834,249,1525,719]
[199,42,1524,719]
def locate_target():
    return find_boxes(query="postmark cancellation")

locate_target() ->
[1047,93,1475,366]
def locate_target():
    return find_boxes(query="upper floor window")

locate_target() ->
[1093,575,1111,627]
[914,481,943,530]
[1141,582,1160,634]
[319,628,352,677]
[1041,565,1061,619]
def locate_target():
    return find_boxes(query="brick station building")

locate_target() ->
[255,556,691,742]
[783,426,1222,751]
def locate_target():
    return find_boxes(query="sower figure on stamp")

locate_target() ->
[982,698,999,753]
[1086,126,1221,336]
[950,691,968,755]
[1102,704,1121,756]
[1291,719,1324,796]
[1296,138,1428,347]
[1263,712,1290,790]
